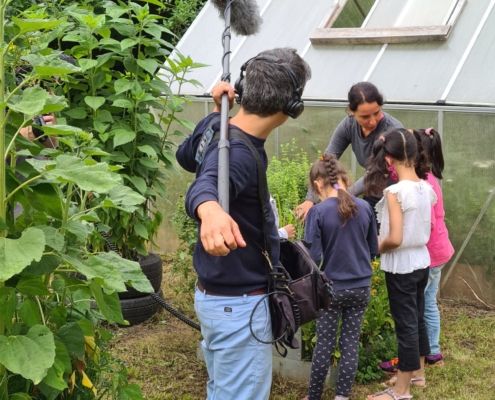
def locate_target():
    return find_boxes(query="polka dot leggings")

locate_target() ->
[307,287,370,400]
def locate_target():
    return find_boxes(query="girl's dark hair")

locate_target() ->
[410,128,444,180]
[348,82,384,112]
[309,153,358,225]
[364,128,430,196]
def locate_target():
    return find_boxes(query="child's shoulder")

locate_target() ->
[383,180,436,206]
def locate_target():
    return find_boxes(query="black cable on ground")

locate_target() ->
[151,293,201,331]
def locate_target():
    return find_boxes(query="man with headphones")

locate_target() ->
[176,48,311,400]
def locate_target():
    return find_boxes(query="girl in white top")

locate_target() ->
[364,128,436,400]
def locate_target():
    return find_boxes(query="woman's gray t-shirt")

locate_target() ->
[306,112,403,202]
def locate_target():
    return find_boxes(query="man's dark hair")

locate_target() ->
[241,47,311,117]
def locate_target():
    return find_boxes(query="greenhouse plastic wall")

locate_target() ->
[155,101,495,304]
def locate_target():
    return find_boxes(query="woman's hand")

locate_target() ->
[295,200,314,222]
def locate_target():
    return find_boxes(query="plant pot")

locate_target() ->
[118,252,163,300]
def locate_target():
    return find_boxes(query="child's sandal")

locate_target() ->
[367,388,413,400]
[382,376,426,388]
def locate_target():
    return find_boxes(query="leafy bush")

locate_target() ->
[267,139,311,235]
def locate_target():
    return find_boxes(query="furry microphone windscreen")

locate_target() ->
[211,0,262,36]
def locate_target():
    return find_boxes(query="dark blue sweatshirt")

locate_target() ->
[176,113,280,296]
[304,196,378,291]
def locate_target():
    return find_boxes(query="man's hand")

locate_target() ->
[212,81,235,113]
[282,224,296,239]
[197,201,246,256]
[295,200,314,222]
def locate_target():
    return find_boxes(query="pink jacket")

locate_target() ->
[426,173,455,267]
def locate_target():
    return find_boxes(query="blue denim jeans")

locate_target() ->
[194,287,272,400]
[424,265,444,356]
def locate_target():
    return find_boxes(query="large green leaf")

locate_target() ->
[27,183,64,220]
[137,59,159,75]
[118,384,145,400]
[12,17,67,33]
[105,186,145,211]
[34,226,65,251]
[18,299,42,327]
[84,96,105,111]
[0,325,56,384]
[0,287,18,328]
[22,255,60,277]
[16,274,51,296]
[42,341,70,390]
[57,322,85,360]
[40,124,82,136]
[64,221,89,242]
[21,54,81,76]
[10,394,32,400]
[7,86,52,117]
[89,282,125,324]
[98,252,153,294]
[114,79,133,94]
[63,255,125,293]
[113,129,136,147]
[0,227,46,281]
[46,155,120,193]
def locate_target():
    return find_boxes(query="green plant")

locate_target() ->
[0,3,152,398]
[42,0,205,260]
[267,139,311,238]
[162,0,207,43]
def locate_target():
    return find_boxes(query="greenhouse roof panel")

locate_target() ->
[446,4,495,105]
[366,0,490,104]
[174,0,495,106]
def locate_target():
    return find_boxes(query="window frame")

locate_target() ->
[310,0,467,45]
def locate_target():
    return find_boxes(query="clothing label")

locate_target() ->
[195,126,215,165]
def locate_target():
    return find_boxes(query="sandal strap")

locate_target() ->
[372,388,413,400]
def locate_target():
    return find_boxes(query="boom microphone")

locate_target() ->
[211,0,262,36]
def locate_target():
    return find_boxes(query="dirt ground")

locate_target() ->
[110,258,495,400]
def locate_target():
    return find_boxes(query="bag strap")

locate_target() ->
[210,129,274,268]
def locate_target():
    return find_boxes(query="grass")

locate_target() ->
[110,258,495,399]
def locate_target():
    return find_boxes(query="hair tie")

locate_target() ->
[319,155,325,161]
[425,127,434,139]
[379,135,385,142]
[333,184,339,190]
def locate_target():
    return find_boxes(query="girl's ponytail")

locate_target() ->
[365,135,388,196]
[413,128,444,180]
[310,153,358,225]
[409,129,430,180]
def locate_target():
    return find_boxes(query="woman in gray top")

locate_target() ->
[297,82,403,220]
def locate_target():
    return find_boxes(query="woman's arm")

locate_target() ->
[378,191,403,254]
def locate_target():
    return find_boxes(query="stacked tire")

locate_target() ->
[119,252,163,326]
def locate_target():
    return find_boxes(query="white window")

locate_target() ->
[311,0,466,44]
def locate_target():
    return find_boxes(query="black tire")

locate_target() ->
[118,252,163,300]
[119,288,163,326]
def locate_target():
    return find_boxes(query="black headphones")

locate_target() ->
[234,56,304,119]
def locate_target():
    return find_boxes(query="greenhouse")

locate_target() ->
[159,0,495,303]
